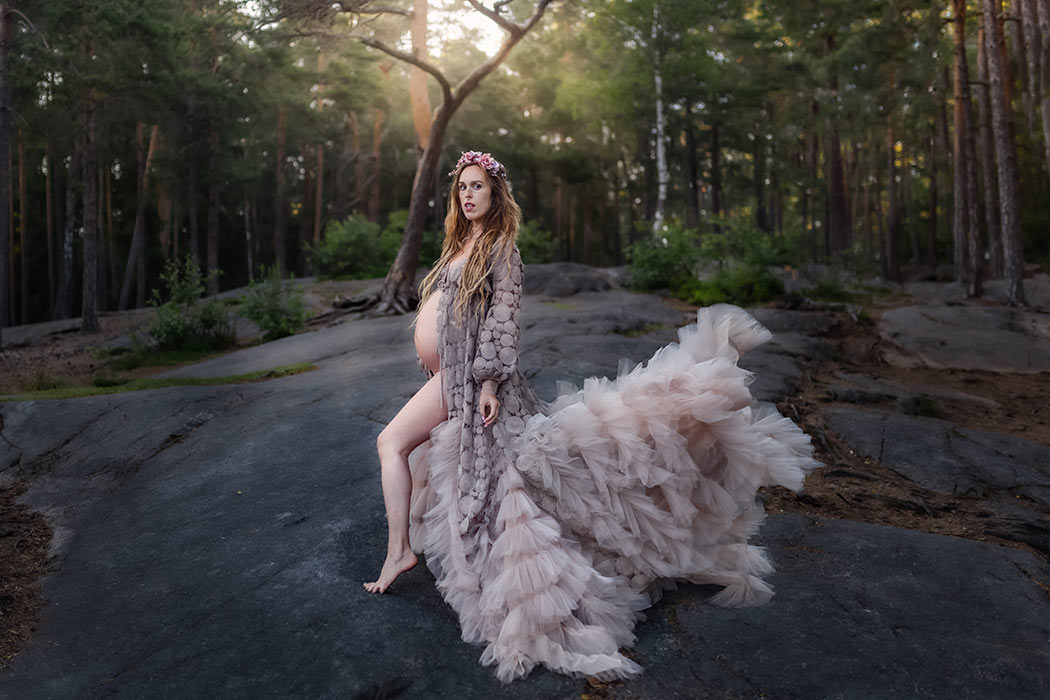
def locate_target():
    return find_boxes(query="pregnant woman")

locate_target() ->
[364,151,818,683]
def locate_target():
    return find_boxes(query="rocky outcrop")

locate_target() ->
[1,277,1048,700]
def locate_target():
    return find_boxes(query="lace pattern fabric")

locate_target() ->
[407,243,819,683]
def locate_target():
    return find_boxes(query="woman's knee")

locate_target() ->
[376,427,408,462]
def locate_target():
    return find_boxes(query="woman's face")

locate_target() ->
[458,165,492,226]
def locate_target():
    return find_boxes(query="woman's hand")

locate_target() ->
[479,390,500,427]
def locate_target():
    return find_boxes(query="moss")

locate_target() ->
[1,363,317,402]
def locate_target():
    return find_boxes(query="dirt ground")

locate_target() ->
[1,288,1048,671]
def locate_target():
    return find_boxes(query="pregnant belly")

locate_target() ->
[414,289,442,374]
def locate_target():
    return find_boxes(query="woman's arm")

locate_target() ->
[472,245,523,399]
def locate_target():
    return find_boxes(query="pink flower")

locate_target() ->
[450,150,506,178]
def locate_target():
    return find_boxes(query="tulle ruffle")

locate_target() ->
[409,304,818,682]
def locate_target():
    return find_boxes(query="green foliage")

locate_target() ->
[240,266,309,342]
[148,256,235,352]
[309,215,399,279]
[699,218,802,270]
[676,266,785,307]
[517,220,558,264]
[804,279,857,303]
[626,225,702,291]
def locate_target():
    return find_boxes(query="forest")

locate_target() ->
[0,0,1048,340]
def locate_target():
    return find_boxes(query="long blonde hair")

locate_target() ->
[418,159,522,323]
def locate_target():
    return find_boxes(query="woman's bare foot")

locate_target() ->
[363,551,418,594]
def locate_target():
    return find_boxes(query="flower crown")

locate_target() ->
[449,151,506,179]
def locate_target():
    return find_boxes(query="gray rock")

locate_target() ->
[608,515,1050,700]
[880,305,1050,373]
[3,288,1050,699]
[826,371,998,410]
[824,408,1050,507]
[522,262,614,296]
[750,307,838,336]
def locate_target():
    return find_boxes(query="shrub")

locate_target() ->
[627,225,702,291]
[309,214,399,279]
[517,220,558,264]
[699,217,801,269]
[805,278,857,303]
[240,265,309,341]
[148,256,235,351]
[678,265,784,307]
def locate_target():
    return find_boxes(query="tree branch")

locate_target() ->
[359,37,453,103]
[451,0,554,105]
[8,8,50,49]
[465,0,517,35]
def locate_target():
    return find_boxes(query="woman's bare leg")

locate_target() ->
[364,371,446,594]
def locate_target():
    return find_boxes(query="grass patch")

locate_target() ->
[109,346,220,371]
[1,363,317,402]
[615,322,669,338]
[804,279,858,303]
[19,372,67,393]
[540,300,577,310]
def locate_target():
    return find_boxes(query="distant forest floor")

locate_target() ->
[2,277,1048,671]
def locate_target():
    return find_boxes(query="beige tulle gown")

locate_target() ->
[408,245,819,683]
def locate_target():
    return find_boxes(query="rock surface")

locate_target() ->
[879,304,1050,372]
[2,279,1049,699]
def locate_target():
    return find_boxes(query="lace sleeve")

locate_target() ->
[472,246,523,393]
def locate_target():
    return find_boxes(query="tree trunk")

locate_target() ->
[885,123,901,282]
[753,124,768,233]
[274,104,288,276]
[313,53,326,245]
[298,144,313,275]
[0,1,11,334]
[951,0,983,297]
[710,123,723,228]
[206,125,220,295]
[376,107,451,312]
[188,167,200,265]
[45,138,55,310]
[54,144,78,320]
[1034,0,1050,176]
[348,112,366,214]
[927,129,938,268]
[650,4,668,236]
[372,0,554,313]
[409,0,432,152]
[17,130,26,324]
[368,107,385,223]
[118,123,159,310]
[244,198,253,283]
[106,165,116,306]
[805,125,820,260]
[982,0,1027,305]
[825,35,850,257]
[903,148,919,265]
[1020,0,1043,142]
[81,70,100,334]
[977,25,1004,278]
[683,103,700,229]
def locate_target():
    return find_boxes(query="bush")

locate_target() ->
[627,224,702,291]
[240,265,309,341]
[677,265,784,307]
[699,217,801,269]
[309,214,399,279]
[148,256,235,351]
[517,220,558,264]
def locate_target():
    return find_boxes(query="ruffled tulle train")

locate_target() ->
[409,304,818,682]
